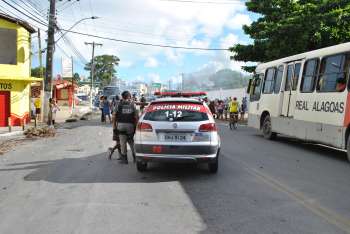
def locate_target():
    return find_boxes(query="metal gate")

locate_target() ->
[0,91,10,127]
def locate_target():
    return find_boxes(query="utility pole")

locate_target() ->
[42,0,56,123]
[37,29,44,79]
[85,42,102,109]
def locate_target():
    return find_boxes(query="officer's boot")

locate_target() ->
[117,143,122,156]
[119,154,128,164]
[132,152,136,163]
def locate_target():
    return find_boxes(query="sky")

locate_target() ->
[0,0,257,85]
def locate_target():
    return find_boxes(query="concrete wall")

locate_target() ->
[206,88,248,100]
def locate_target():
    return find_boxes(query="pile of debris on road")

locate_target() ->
[24,126,56,138]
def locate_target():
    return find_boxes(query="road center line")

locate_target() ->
[221,152,350,233]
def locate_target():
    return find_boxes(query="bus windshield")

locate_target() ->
[103,86,119,98]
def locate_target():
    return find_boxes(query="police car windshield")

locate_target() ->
[143,102,208,122]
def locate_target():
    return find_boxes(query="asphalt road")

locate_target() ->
[0,119,350,234]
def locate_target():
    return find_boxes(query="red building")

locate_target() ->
[52,80,77,106]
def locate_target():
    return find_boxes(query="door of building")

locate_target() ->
[0,91,10,127]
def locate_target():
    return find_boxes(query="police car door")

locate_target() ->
[281,61,302,117]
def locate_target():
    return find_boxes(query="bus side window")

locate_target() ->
[292,63,301,90]
[285,65,293,91]
[250,74,263,101]
[274,65,284,93]
[317,54,347,92]
[300,59,319,92]
[262,68,276,94]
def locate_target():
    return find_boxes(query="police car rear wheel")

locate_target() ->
[208,152,219,173]
[137,161,147,172]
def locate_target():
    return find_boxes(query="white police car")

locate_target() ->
[134,97,220,173]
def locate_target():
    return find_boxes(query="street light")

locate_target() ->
[55,16,99,43]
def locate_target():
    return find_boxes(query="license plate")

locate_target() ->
[164,134,187,142]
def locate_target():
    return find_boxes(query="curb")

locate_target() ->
[0,131,23,138]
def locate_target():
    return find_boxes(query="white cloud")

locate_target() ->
[136,75,145,82]
[220,33,239,49]
[226,13,252,30]
[164,49,184,64]
[144,57,159,68]
[148,73,161,83]
[26,0,251,80]
[119,60,133,68]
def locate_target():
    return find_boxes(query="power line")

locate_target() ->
[17,0,46,19]
[9,0,47,25]
[27,0,44,12]
[56,26,88,64]
[61,35,88,64]
[2,0,48,27]
[56,43,72,59]
[159,0,243,4]
[59,28,229,51]
[0,4,47,31]
[57,0,78,13]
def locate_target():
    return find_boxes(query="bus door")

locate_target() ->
[281,62,301,117]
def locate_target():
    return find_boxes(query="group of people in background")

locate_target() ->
[31,97,60,126]
[207,96,248,121]
[99,93,147,124]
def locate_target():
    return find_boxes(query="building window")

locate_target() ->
[0,28,17,65]
[274,65,284,94]
[317,54,350,92]
[262,68,275,94]
[300,59,318,92]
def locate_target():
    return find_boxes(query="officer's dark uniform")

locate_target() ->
[116,99,138,163]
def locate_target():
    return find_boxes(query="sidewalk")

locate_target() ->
[0,105,92,138]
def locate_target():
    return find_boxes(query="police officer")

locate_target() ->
[114,91,139,164]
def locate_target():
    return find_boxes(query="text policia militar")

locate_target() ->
[295,100,345,114]
[151,104,202,112]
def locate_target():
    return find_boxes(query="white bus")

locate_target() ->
[247,42,350,161]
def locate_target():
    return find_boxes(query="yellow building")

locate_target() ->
[0,13,41,127]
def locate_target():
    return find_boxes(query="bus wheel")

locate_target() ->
[347,137,350,162]
[262,115,277,140]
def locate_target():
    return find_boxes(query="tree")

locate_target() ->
[31,66,45,78]
[84,54,120,86]
[230,0,350,72]
[73,73,80,82]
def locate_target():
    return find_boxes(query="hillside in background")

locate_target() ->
[183,68,250,91]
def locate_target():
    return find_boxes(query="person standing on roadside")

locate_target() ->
[114,91,139,164]
[208,101,216,118]
[47,98,54,126]
[34,97,41,121]
[30,98,36,120]
[102,96,111,124]
[139,94,147,114]
[99,96,105,122]
[108,95,122,160]
[51,99,60,125]
[217,100,224,120]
